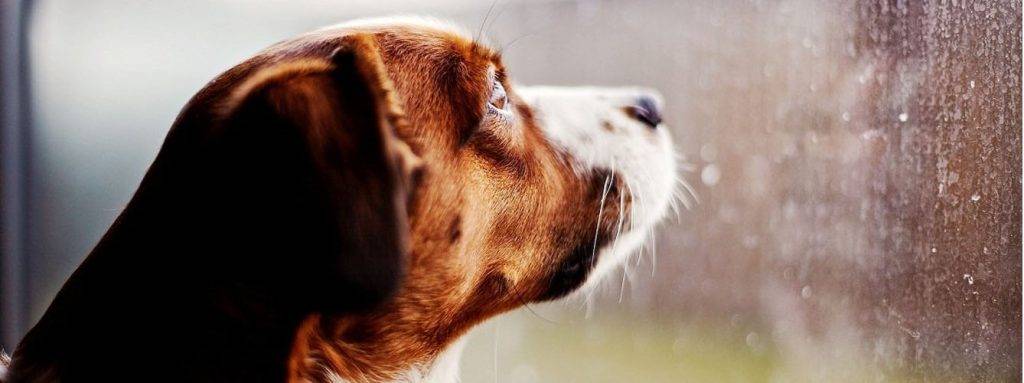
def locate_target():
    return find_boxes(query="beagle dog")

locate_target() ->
[2,17,678,383]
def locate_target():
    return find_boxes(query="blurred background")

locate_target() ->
[0,0,1020,382]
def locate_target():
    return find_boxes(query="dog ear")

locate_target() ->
[208,34,420,313]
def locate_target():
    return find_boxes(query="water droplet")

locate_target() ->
[861,129,884,140]
[701,164,721,186]
[931,247,938,253]
[745,332,760,348]
[841,112,851,122]
[905,328,921,339]
[801,286,812,299]
[963,274,975,285]
[898,112,909,122]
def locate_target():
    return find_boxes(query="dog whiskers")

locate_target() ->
[615,183,627,303]
[591,172,613,268]
[475,0,501,45]
[649,226,658,277]
[515,294,560,325]
[675,156,700,211]
[583,171,614,317]
[677,178,699,209]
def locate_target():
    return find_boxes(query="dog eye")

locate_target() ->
[488,80,509,112]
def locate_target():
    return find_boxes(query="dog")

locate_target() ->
[2,17,679,383]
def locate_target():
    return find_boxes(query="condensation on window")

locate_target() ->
[459,1,1022,382]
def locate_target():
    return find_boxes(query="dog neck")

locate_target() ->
[290,310,467,382]
[289,257,511,383]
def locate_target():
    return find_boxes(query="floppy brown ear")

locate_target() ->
[205,34,419,313]
[3,35,417,382]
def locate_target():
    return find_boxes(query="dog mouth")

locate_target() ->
[535,170,630,302]
[532,165,676,302]
[536,237,605,301]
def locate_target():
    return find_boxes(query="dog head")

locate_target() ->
[215,16,678,382]
[328,17,677,303]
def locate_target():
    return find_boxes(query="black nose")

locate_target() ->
[630,95,663,129]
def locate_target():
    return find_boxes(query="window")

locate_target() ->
[4,1,1019,381]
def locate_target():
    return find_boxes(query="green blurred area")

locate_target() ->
[462,311,776,383]
[460,308,973,383]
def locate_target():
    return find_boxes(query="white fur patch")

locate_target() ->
[517,86,679,289]
[420,339,465,383]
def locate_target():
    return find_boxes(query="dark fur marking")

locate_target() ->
[448,215,462,243]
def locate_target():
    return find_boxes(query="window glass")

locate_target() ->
[23,1,1020,381]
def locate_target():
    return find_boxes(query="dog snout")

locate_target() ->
[626,94,664,129]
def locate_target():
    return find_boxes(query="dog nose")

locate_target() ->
[629,94,663,129]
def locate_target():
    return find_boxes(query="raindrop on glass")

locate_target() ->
[701,164,722,186]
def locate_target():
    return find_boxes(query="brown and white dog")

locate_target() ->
[1,17,679,383]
